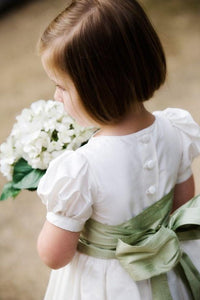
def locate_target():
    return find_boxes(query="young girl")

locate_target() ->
[37,0,200,299]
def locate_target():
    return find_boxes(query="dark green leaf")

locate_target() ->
[13,169,46,190]
[51,129,58,141]
[1,158,46,200]
[13,158,33,183]
[0,182,20,201]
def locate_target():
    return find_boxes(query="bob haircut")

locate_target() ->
[38,0,166,124]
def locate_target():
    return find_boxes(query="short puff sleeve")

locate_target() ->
[154,108,200,183]
[37,151,95,232]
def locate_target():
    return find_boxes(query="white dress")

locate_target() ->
[38,108,200,300]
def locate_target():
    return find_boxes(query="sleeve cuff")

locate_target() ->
[46,212,84,232]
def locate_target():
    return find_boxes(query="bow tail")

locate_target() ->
[174,252,200,300]
[151,252,200,300]
[151,274,173,300]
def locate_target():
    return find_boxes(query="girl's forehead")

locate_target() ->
[42,57,76,93]
[41,54,52,75]
[42,55,67,85]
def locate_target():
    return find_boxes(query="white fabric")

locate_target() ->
[38,108,200,300]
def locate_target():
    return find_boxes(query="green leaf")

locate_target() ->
[13,168,46,190]
[0,182,20,201]
[0,158,46,200]
[13,158,33,183]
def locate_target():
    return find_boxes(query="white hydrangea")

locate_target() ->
[0,100,95,180]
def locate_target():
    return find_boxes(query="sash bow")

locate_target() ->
[78,191,200,299]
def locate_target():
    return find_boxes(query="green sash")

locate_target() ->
[78,190,200,300]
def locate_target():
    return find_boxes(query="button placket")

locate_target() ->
[137,133,158,201]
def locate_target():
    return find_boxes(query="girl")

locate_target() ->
[37,0,200,299]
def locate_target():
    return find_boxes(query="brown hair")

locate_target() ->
[38,0,166,124]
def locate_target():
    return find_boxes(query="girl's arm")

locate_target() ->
[172,175,195,212]
[37,220,80,269]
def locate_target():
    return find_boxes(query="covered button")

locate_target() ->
[146,185,156,195]
[145,160,155,170]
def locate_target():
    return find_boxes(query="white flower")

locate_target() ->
[0,100,96,180]
[0,136,20,180]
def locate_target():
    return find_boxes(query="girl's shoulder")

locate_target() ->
[154,107,200,170]
[45,149,89,176]
[153,108,200,137]
[37,149,97,232]
[154,108,200,184]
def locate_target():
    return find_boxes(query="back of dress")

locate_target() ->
[38,108,200,300]
[76,108,198,226]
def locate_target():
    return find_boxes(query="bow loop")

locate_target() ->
[167,195,200,241]
[116,226,182,281]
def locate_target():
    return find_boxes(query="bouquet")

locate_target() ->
[0,100,95,201]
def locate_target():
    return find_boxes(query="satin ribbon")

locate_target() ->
[78,191,200,300]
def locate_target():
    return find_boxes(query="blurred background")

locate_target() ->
[0,0,199,299]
